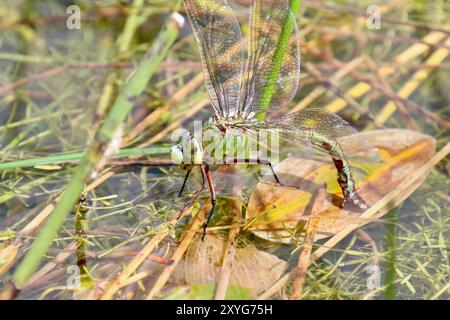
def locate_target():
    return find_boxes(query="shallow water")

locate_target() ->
[0,0,448,300]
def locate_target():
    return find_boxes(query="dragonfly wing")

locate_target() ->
[240,0,300,117]
[184,0,245,118]
[275,109,358,140]
[247,109,381,162]
[241,109,380,211]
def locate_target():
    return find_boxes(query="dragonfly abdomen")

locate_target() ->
[310,133,368,211]
[332,158,368,211]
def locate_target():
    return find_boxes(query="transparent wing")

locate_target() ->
[184,0,245,118]
[244,109,381,162]
[240,0,300,118]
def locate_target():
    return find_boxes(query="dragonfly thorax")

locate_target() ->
[212,114,250,133]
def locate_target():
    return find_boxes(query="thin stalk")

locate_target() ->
[384,208,397,300]
[0,147,170,171]
[92,0,146,132]
[11,12,184,289]
[117,0,145,53]
[75,193,94,288]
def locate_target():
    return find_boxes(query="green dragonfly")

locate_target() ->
[169,0,378,238]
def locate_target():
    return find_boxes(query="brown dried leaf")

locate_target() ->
[169,234,287,296]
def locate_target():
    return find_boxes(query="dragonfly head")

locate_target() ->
[170,133,203,166]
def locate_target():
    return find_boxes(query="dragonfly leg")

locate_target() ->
[256,159,282,185]
[225,158,282,185]
[200,164,216,241]
[180,166,205,211]
[178,169,192,197]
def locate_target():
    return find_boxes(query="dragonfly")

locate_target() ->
[169,0,376,239]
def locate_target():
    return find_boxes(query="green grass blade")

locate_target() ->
[0,147,170,171]
[256,0,301,120]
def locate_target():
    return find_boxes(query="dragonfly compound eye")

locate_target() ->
[170,144,184,165]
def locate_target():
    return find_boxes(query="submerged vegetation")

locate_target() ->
[0,0,449,300]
